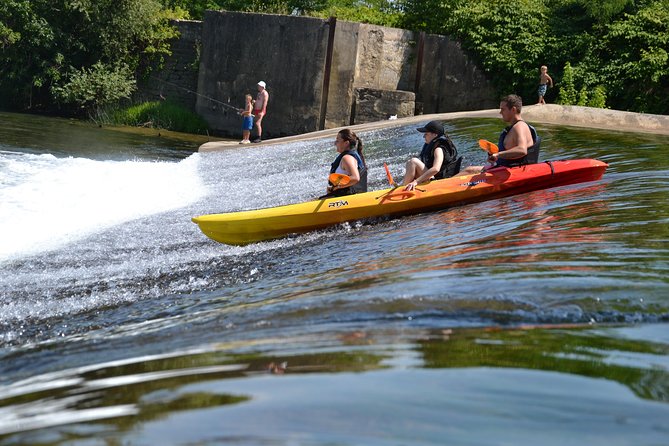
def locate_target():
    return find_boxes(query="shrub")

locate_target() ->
[587,86,607,109]
[52,62,136,116]
[557,62,577,105]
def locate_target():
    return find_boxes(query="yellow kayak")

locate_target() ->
[192,159,608,246]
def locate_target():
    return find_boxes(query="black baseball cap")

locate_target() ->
[417,120,444,135]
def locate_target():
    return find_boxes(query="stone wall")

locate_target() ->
[136,20,202,110]
[139,12,497,138]
[354,24,415,92]
[418,35,496,113]
[323,20,360,129]
[353,88,415,124]
[196,11,329,138]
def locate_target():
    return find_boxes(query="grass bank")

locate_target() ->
[108,101,210,135]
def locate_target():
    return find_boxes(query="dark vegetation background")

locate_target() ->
[1,0,667,130]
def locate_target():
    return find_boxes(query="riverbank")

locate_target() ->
[199,104,669,152]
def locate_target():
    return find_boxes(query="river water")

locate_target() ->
[1,110,668,445]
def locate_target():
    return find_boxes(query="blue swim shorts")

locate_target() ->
[242,116,254,130]
[538,84,548,97]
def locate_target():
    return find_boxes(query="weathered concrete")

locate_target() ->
[325,22,418,127]
[196,11,330,139]
[354,24,415,91]
[140,12,498,139]
[199,105,669,152]
[324,20,360,129]
[136,20,202,110]
[522,104,669,135]
[418,35,497,113]
[353,88,415,124]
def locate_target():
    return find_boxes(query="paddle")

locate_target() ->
[383,162,396,187]
[478,139,499,154]
[375,162,426,199]
[318,173,351,200]
[328,173,351,187]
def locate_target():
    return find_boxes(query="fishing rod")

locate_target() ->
[149,76,242,112]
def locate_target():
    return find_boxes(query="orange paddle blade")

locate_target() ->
[383,163,396,186]
[328,173,351,186]
[478,139,499,154]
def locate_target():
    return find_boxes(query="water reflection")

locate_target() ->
[0,111,203,160]
[1,325,668,444]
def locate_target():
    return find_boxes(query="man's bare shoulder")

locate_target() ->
[511,120,532,134]
[510,120,533,146]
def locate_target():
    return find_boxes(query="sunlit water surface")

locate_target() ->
[1,111,668,445]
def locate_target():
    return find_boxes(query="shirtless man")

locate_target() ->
[462,94,535,174]
[252,81,269,143]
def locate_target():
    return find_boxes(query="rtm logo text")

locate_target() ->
[328,200,349,208]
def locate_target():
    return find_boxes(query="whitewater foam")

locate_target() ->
[0,151,205,262]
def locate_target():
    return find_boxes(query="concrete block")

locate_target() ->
[353,88,415,124]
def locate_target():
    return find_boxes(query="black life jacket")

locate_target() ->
[496,121,541,167]
[419,135,462,179]
[328,149,368,196]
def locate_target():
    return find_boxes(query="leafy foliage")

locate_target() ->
[446,0,551,97]
[0,0,185,113]
[398,0,667,112]
[595,0,669,113]
[1,0,668,116]
[310,1,402,26]
[557,62,577,105]
[52,62,137,114]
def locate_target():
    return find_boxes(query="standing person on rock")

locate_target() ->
[537,65,554,105]
[252,81,269,143]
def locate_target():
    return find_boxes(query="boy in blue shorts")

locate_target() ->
[239,94,254,144]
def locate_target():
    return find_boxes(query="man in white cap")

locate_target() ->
[252,81,269,143]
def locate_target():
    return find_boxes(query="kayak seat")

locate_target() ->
[526,128,542,164]
[439,156,463,179]
[450,156,463,177]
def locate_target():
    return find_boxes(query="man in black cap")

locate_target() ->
[402,120,461,191]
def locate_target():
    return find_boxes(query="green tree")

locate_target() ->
[398,0,463,33]
[0,0,59,108]
[310,0,402,26]
[557,62,578,105]
[400,0,552,98]
[162,0,331,17]
[0,0,185,113]
[3,0,668,116]
[596,0,669,113]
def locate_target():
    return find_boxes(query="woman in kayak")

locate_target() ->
[403,120,461,191]
[325,129,368,197]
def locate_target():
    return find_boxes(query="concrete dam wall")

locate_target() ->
[140,11,496,139]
